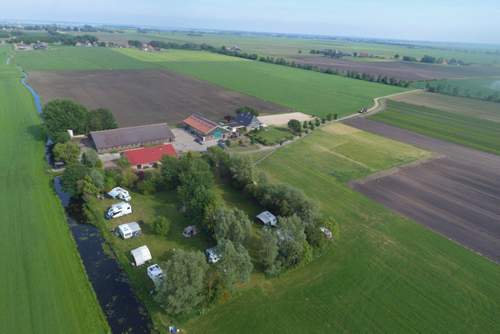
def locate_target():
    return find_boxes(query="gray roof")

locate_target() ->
[90,123,175,151]
[232,112,261,127]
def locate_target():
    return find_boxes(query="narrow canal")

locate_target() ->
[22,72,152,333]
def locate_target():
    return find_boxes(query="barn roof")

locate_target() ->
[183,114,219,135]
[124,144,177,165]
[90,123,174,151]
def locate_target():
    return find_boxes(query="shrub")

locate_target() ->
[152,216,171,237]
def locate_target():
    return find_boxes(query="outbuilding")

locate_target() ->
[256,211,278,227]
[130,245,152,266]
[117,222,142,239]
[182,114,227,143]
[90,123,175,153]
[123,143,177,170]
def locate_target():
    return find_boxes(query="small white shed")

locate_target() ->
[117,222,142,239]
[256,211,278,227]
[130,245,152,266]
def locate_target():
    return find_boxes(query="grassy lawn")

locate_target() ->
[250,127,294,146]
[371,100,500,155]
[0,47,108,333]
[15,46,155,71]
[182,122,500,334]
[122,49,405,119]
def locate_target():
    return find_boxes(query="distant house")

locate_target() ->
[90,123,175,153]
[183,114,227,142]
[256,211,278,227]
[123,143,177,170]
[230,111,262,134]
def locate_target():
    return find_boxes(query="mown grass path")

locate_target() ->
[0,48,108,333]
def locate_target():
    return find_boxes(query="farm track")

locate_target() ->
[344,117,500,263]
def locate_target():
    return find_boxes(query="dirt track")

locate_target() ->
[28,69,291,127]
[345,118,500,263]
[291,55,500,81]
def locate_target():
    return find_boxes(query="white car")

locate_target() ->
[106,202,132,219]
[107,187,132,202]
[205,247,222,264]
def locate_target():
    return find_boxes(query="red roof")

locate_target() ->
[124,144,177,166]
[183,114,218,135]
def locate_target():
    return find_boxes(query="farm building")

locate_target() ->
[230,111,263,133]
[130,245,152,266]
[89,123,175,153]
[123,144,177,170]
[183,114,227,143]
[256,211,278,227]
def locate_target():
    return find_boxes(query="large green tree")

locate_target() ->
[42,100,89,142]
[216,240,253,291]
[212,207,252,244]
[88,108,118,131]
[53,141,80,164]
[156,250,208,315]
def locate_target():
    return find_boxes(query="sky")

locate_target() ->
[2,0,500,44]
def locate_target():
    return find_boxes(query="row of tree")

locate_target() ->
[399,54,467,66]
[425,82,500,103]
[42,100,118,143]
[8,32,101,46]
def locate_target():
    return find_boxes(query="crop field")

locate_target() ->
[27,68,290,126]
[0,48,108,333]
[345,117,500,264]
[182,122,500,333]
[390,90,500,123]
[290,55,500,81]
[15,46,154,71]
[116,49,406,119]
[114,31,500,65]
[370,100,500,155]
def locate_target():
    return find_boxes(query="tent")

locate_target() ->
[130,245,152,266]
[256,211,278,227]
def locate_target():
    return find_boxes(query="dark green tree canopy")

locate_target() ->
[42,100,89,141]
[155,250,208,315]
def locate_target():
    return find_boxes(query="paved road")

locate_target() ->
[344,117,500,264]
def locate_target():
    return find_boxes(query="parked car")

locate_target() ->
[107,187,132,202]
[205,247,222,264]
[106,202,132,219]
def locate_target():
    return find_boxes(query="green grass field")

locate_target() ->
[115,49,405,118]
[371,100,500,155]
[15,46,155,71]
[0,47,108,333]
[183,122,500,334]
[250,126,294,146]
[390,90,500,123]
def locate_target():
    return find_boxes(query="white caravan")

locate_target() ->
[106,202,132,220]
[107,187,132,202]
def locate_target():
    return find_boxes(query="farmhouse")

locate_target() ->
[230,111,263,133]
[183,114,227,143]
[123,143,177,170]
[90,123,175,153]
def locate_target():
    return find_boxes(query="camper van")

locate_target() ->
[116,222,142,239]
[147,264,165,286]
[106,202,132,219]
[107,187,132,202]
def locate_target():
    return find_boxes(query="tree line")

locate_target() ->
[425,81,500,103]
